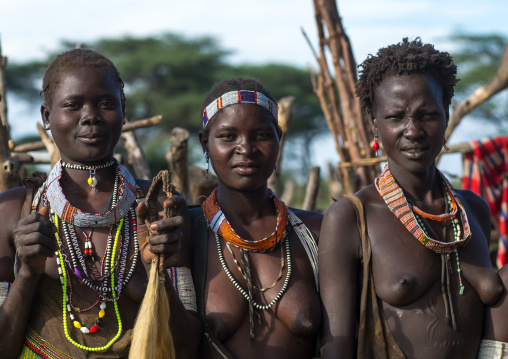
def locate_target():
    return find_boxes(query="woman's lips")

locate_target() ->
[77,134,107,144]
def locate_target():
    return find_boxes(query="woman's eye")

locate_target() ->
[219,133,235,141]
[63,102,79,109]
[256,132,270,140]
[100,101,115,108]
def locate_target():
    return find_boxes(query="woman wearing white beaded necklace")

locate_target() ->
[190,78,323,359]
[0,49,200,358]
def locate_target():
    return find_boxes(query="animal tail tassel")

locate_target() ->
[130,170,176,359]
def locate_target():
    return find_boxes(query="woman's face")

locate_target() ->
[371,74,448,175]
[201,103,280,192]
[41,67,124,165]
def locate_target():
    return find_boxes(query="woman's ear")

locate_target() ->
[41,103,51,130]
[198,129,208,153]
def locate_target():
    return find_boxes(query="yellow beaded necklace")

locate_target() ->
[54,213,124,352]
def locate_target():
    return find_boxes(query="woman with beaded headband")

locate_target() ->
[0,48,200,358]
[190,78,323,358]
[318,37,502,359]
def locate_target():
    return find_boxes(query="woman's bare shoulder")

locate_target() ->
[0,186,28,224]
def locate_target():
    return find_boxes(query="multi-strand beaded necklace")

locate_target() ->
[202,188,290,339]
[34,159,141,351]
[375,165,471,330]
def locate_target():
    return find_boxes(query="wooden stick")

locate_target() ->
[120,125,151,180]
[268,96,295,194]
[36,122,60,169]
[445,42,508,141]
[165,127,191,202]
[302,166,321,211]
[12,115,163,152]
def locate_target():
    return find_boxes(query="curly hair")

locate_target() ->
[41,48,125,111]
[200,78,278,136]
[355,37,458,113]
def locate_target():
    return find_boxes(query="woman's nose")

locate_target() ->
[79,105,102,125]
[403,118,424,139]
[235,138,255,154]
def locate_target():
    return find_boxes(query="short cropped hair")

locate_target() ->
[41,48,125,111]
[355,37,458,113]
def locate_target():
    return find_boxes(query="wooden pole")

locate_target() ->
[13,115,163,153]
[165,127,191,202]
[0,37,21,191]
[302,166,321,211]
[445,42,508,142]
[306,0,380,194]
[121,118,151,180]
[268,96,295,194]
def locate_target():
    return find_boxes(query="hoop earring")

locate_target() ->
[372,135,379,156]
[204,152,209,179]
[443,137,450,151]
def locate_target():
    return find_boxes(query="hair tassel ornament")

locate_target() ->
[205,152,210,179]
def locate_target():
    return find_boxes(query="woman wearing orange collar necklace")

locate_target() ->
[319,38,502,359]
[190,78,322,358]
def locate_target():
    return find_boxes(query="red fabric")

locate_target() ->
[462,136,508,268]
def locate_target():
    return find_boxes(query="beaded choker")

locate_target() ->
[61,160,116,190]
[202,90,278,127]
[46,159,139,227]
[202,188,289,252]
[375,165,471,254]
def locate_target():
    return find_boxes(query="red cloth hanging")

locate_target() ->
[462,136,508,268]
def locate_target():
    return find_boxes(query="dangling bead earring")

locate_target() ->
[204,152,209,179]
[443,137,450,151]
[372,135,379,157]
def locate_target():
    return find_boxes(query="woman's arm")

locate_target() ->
[0,187,58,358]
[319,198,362,359]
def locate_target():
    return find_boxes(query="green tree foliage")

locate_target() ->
[450,32,508,123]
[5,33,324,173]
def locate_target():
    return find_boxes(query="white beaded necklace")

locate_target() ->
[46,159,138,227]
[215,233,292,310]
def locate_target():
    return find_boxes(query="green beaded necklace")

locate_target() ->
[413,189,465,330]
[54,213,124,352]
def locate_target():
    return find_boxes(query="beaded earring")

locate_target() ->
[372,135,379,156]
[204,152,209,179]
[443,137,450,151]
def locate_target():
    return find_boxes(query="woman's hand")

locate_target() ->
[12,206,58,279]
[136,195,185,266]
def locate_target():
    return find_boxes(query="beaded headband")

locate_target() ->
[202,90,278,127]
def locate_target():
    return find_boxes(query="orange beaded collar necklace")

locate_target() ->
[375,165,471,254]
[202,188,289,252]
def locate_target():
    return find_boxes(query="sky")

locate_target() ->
[1,0,507,177]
